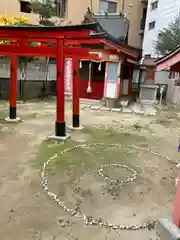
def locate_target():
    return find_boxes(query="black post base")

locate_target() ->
[73,114,80,128]
[55,121,66,137]
[9,106,16,119]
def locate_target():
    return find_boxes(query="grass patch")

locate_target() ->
[35,126,147,180]
[83,125,146,144]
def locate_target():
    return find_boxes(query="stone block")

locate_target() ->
[100,107,110,111]
[80,104,91,109]
[5,117,21,122]
[90,106,101,110]
[122,108,132,113]
[111,108,122,112]
[156,219,180,240]
[68,125,84,131]
[47,134,70,141]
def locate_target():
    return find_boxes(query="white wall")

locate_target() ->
[155,71,169,85]
[143,0,180,58]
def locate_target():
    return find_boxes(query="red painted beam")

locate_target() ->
[0,45,95,58]
[0,36,56,42]
[0,29,90,39]
[0,34,138,59]
[0,45,57,57]
[64,38,104,46]
[64,38,139,59]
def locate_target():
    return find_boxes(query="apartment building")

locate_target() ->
[0,0,147,48]
[143,0,180,57]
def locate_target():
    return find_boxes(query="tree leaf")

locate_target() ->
[154,14,180,57]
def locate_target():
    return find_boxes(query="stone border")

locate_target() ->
[5,117,21,122]
[156,219,180,240]
[41,143,178,232]
[80,104,157,117]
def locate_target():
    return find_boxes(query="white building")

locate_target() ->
[142,0,180,58]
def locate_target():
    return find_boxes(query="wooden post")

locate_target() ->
[72,57,80,128]
[55,38,66,137]
[9,55,18,120]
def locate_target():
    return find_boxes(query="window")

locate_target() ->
[148,21,156,30]
[99,0,117,14]
[20,1,32,13]
[151,1,158,10]
[55,0,67,18]
[107,1,117,13]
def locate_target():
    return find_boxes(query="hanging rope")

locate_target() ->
[86,61,92,93]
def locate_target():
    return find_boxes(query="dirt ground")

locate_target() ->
[0,99,180,240]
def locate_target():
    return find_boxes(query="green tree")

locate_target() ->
[0,15,35,99]
[31,0,58,97]
[31,0,57,26]
[154,15,180,57]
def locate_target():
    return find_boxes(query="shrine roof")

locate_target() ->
[0,22,99,31]
[156,46,180,64]
[89,32,142,60]
[93,14,129,42]
[156,46,180,71]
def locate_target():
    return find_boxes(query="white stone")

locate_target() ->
[100,107,110,111]
[146,112,156,116]
[111,108,122,112]
[122,108,132,113]
[143,105,157,116]
[134,109,144,115]
[82,104,91,108]
[68,125,84,131]
[157,219,180,240]
[47,134,70,141]
[90,105,101,110]
[5,117,21,122]
[176,163,180,168]
[80,104,90,109]
[131,104,144,115]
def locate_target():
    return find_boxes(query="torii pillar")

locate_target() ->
[68,57,83,130]
[5,55,20,122]
[48,38,70,140]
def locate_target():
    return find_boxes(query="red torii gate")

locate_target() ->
[0,23,139,139]
[0,23,109,139]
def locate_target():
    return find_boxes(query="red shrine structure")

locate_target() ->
[156,46,180,76]
[0,21,141,139]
